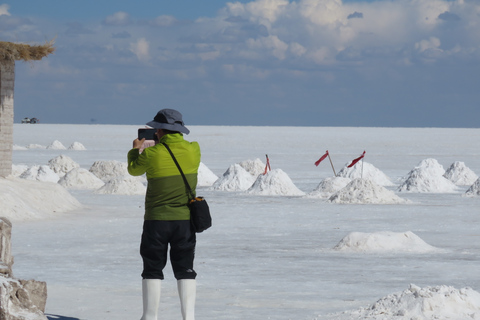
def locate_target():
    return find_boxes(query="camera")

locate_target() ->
[138,128,157,141]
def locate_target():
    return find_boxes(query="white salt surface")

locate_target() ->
[306,176,351,199]
[444,161,478,186]
[58,168,105,190]
[197,162,218,187]
[328,178,409,204]
[212,163,255,191]
[246,168,305,196]
[398,158,458,193]
[333,231,440,253]
[337,162,394,186]
[8,124,480,320]
[331,284,480,320]
[0,177,80,221]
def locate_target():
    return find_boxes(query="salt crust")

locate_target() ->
[48,155,80,177]
[19,165,60,183]
[46,140,66,150]
[58,168,105,190]
[198,162,219,187]
[305,176,351,199]
[0,177,81,221]
[238,158,265,176]
[332,284,480,320]
[89,160,129,182]
[212,164,256,191]
[398,158,458,193]
[333,231,439,253]
[96,175,146,195]
[246,168,305,196]
[11,164,28,177]
[464,178,480,197]
[68,141,86,150]
[337,162,394,186]
[443,161,478,186]
[328,178,409,204]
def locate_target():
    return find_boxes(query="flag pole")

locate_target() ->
[327,153,337,176]
[361,157,364,179]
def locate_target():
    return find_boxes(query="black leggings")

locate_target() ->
[140,220,197,280]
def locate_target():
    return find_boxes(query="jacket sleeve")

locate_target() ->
[127,148,148,176]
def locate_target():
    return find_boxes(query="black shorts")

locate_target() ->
[140,220,197,280]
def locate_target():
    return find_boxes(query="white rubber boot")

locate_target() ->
[177,279,196,320]
[141,279,161,320]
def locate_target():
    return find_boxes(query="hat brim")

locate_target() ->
[146,120,190,134]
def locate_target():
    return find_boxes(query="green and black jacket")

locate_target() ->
[128,133,201,221]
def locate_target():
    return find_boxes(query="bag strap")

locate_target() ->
[161,142,195,200]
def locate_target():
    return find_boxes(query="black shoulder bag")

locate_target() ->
[161,142,212,233]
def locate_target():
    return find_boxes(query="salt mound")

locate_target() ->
[305,176,351,199]
[89,160,129,182]
[333,231,439,253]
[0,177,81,221]
[398,159,458,193]
[58,168,105,189]
[48,155,80,177]
[329,178,409,204]
[238,158,265,176]
[96,175,146,195]
[246,168,305,196]
[19,165,60,183]
[464,178,480,197]
[197,162,218,187]
[11,164,28,177]
[212,164,255,191]
[334,284,480,320]
[443,161,478,186]
[337,162,394,186]
[26,144,45,149]
[47,140,67,150]
[13,144,27,150]
[68,141,87,150]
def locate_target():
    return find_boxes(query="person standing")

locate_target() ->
[128,109,201,320]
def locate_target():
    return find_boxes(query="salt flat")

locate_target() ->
[8,124,480,319]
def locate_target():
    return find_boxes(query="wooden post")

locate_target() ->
[0,60,15,178]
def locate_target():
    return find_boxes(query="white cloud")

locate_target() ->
[104,11,131,26]
[130,38,150,62]
[415,37,441,53]
[151,15,178,27]
[0,4,10,16]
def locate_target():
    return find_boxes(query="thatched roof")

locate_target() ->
[0,40,55,61]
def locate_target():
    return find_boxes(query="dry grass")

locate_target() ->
[0,40,55,61]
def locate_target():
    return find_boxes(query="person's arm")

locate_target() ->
[128,138,148,176]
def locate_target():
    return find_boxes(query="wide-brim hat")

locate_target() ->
[146,109,190,134]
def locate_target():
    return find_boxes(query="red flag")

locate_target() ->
[315,151,329,166]
[347,151,366,168]
[263,154,271,175]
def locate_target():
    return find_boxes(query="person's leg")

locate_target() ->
[170,221,197,320]
[141,279,161,320]
[140,221,170,320]
[177,279,196,320]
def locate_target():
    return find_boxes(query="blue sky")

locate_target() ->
[2,0,479,127]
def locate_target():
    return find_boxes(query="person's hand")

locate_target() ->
[133,138,145,149]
